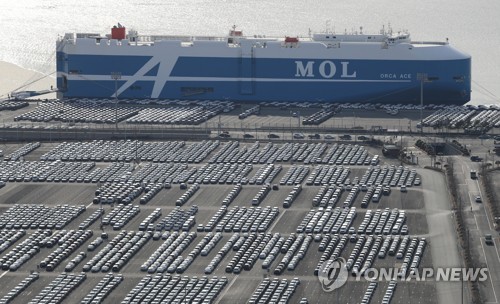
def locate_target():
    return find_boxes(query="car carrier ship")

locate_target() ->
[56,24,471,104]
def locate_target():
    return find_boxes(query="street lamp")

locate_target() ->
[417,73,428,135]
[111,72,122,130]
[417,73,438,134]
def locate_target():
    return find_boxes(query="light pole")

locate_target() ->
[296,111,300,130]
[111,72,122,130]
[417,73,427,135]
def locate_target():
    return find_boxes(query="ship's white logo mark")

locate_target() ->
[295,61,357,79]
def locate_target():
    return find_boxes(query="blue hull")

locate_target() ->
[57,54,471,105]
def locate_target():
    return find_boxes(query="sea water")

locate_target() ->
[1,0,498,105]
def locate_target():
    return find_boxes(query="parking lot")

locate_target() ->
[0,135,467,304]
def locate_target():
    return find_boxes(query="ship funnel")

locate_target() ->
[111,24,126,40]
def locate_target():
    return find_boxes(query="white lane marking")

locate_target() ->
[86,202,94,208]
[480,238,499,304]
[475,179,493,231]
[214,275,239,304]
[0,271,9,278]
[268,209,286,232]
[472,214,480,231]
[494,238,500,264]
[466,192,480,230]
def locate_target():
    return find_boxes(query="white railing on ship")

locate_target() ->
[411,41,448,45]
[136,35,226,42]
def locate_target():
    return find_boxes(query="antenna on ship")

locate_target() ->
[360,26,363,35]
[324,20,330,33]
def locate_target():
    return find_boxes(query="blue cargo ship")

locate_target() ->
[56,25,471,104]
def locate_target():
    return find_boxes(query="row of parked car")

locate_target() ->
[16,100,138,124]
[78,209,104,230]
[40,140,220,164]
[81,162,134,184]
[225,233,267,274]
[176,183,200,206]
[357,208,408,235]
[274,234,313,274]
[28,272,87,304]
[315,234,349,275]
[64,251,87,272]
[346,235,382,275]
[94,182,144,205]
[0,229,26,253]
[341,186,361,208]
[0,160,93,183]
[153,206,198,232]
[302,105,338,125]
[268,142,322,164]
[149,232,220,274]
[0,100,28,111]
[200,206,280,233]
[189,163,252,185]
[206,141,333,166]
[3,142,40,161]
[279,165,309,186]
[121,274,228,304]
[101,205,140,230]
[2,144,379,188]
[125,104,225,125]
[139,183,163,204]
[0,230,49,271]
[283,184,302,208]
[312,185,344,207]
[398,237,426,278]
[204,233,240,274]
[422,106,500,132]
[138,208,162,231]
[260,233,283,270]
[307,165,351,186]
[81,273,123,304]
[39,230,93,271]
[248,277,301,304]
[5,140,376,172]
[160,232,222,273]
[131,163,187,185]
[360,185,388,208]
[0,204,85,230]
[382,280,397,304]
[297,207,357,235]
[361,281,378,304]
[238,105,260,119]
[141,231,197,274]
[0,271,39,303]
[222,184,242,206]
[248,164,280,185]
[251,184,271,206]
[320,144,372,166]
[83,230,151,273]
[208,141,248,163]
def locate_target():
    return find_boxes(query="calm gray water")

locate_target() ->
[1,0,499,105]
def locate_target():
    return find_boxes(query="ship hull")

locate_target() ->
[56,37,471,105]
